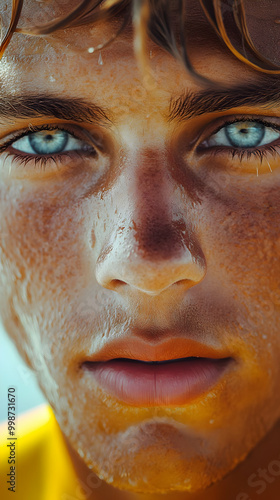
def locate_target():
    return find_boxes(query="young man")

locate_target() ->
[0,0,280,499]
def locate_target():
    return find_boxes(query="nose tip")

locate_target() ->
[95,226,206,297]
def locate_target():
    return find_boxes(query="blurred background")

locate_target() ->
[0,322,46,422]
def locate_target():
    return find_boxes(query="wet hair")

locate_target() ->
[1,0,280,84]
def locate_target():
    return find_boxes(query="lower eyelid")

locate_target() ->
[0,149,100,177]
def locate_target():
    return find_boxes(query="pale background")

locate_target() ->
[0,322,46,422]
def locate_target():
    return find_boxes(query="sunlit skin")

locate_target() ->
[1,1,280,499]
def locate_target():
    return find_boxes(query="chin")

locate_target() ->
[77,440,238,496]
[86,463,227,495]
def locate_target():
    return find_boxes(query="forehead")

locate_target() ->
[0,0,259,104]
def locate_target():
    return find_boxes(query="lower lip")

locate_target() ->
[83,357,232,406]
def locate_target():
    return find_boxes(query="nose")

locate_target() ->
[95,149,206,296]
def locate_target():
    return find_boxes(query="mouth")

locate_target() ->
[82,355,234,406]
[88,355,218,364]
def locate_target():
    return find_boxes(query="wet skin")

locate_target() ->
[0,1,280,499]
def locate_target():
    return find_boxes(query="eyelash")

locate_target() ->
[201,117,280,163]
[0,124,97,171]
[0,117,279,174]
[211,144,280,163]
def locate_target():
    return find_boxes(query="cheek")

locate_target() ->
[1,198,80,289]
[200,181,280,362]
[0,183,85,354]
[200,176,280,287]
[216,193,280,296]
[191,182,280,430]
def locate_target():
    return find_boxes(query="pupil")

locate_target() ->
[45,134,54,142]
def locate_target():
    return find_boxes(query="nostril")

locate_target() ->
[175,279,192,287]
[110,279,125,288]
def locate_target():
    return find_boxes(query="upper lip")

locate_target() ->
[83,333,232,363]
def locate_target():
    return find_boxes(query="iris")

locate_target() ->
[225,122,265,148]
[29,130,68,154]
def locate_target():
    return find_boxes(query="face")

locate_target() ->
[1,0,280,495]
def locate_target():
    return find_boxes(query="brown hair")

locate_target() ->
[1,0,280,82]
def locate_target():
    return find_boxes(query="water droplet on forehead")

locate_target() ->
[98,52,103,65]
[88,47,95,53]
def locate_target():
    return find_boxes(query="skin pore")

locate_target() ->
[0,1,280,499]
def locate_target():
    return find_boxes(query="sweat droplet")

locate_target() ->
[98,52,103,65]
[88,47,94,53]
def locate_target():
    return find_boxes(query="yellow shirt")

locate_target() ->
[0,404,87,500]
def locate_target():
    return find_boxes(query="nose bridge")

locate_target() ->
[95,146,206,295]
[125,147,188,260]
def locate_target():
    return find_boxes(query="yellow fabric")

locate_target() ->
[0,404,86,500]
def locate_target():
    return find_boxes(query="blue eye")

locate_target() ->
[225,122,264,148]
[205,121,280,149]
[0,125,100,175]
[11,129,89,155]
[28,130,68,154]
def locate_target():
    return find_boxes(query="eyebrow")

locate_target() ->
[168,76,280,122]
[0,76,279,128]
[0,94,112,126]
